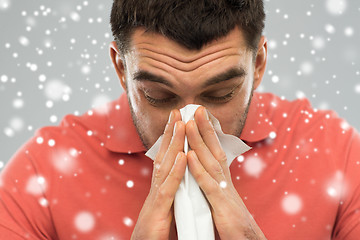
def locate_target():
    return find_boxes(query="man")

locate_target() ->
[1,0,359,239]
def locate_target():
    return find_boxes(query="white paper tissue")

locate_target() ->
[145,104,251,240]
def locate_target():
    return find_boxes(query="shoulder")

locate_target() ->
[257,92,352,137]
[257,92,359,164]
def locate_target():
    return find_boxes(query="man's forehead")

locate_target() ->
[127,27,249,63]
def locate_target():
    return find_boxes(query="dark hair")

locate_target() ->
[110,0,265,57]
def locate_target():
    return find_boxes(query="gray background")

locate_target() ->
[0,0,359,170]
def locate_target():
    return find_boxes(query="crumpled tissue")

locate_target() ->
[145,104,251,240]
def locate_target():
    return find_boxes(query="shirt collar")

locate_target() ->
[105,92,276,153]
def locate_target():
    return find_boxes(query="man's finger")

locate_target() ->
[186,120,226,183]
[152,121,185,186]
[194,107,231,179]
[187,150,225,208]
[155,152,187,215]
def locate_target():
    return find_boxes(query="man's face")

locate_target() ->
[117,27,264,150]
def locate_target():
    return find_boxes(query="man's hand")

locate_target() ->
[131,109,186,240]
[186,106,267,240]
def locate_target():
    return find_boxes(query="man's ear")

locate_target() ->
[253,36,267,90]
[109,41,127,91]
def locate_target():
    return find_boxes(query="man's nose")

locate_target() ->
[176,97,203,110]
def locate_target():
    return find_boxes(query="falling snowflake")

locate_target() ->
[123,217,134,227]
[51,148,79,174]
[126,180,134,188]
[325,0,347,15]
[44,79,72,102]
[243,156,266,178]
[92,94,111,115]
[74,211,96,233]
[281,193,302,215]
[26,175,47,195]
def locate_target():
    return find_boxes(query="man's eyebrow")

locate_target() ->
[133,67,246,88]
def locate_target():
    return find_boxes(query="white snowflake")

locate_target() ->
[74,211,96,233]
[281,193,302,215]
[243,156,266,178]
[325,0,347,15]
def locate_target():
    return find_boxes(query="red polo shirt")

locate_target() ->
[1,92,360,239]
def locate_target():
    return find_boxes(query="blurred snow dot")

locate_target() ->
[39,74,46,82]
[340,121,350,130]
[70,38,76,44]
[1,75,8,83]
[62,94,70,102]
[46,100,54,108]
[327,187,337,197]
[219,181,227,188]
[99,234,119,240]
[30,64,38,71]
[237,155,245,163]
[74,211,95,233]
[141,167,150,176]
[296,91,306,99]
[92,94,111,115]
[69,148,78,157]
[4,127,15,137]
[36,137,44,144]
[44,79,72,101]
[318,102,330,110]
[118,159,124,165]
[243,156,266,178]
[87,130,93,136]
[37,176,45,185]
[269,131,277,139]
[10,117,24,131]
[344,27,354,37]
[81,65,91,75]
[19,36,30,46]
[0,0,10,10]
[39,197,49,207]
[123,217,133,227]
[282,194,302,215]
[326,0,347,15]
[312,36,325,50]
[44,39,52,48]
[70,12,80,22]
[13,98,24,109]
[26,175,47,195]
[325,24,335,34]
[0,161,3,169]
[50,115,58,123]
[300,61,314,75]
[83,1,89,6]
[48,139,55,147]
[355,84,360,94]
[268,40,277,50]
[126,180,134,188]
[52,149,78,174]
[271,75,279,83]
[26,16,36,27]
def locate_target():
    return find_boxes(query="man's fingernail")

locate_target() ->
[168,110,174,123]
[203,107,209,120]
[173,121,178,135]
